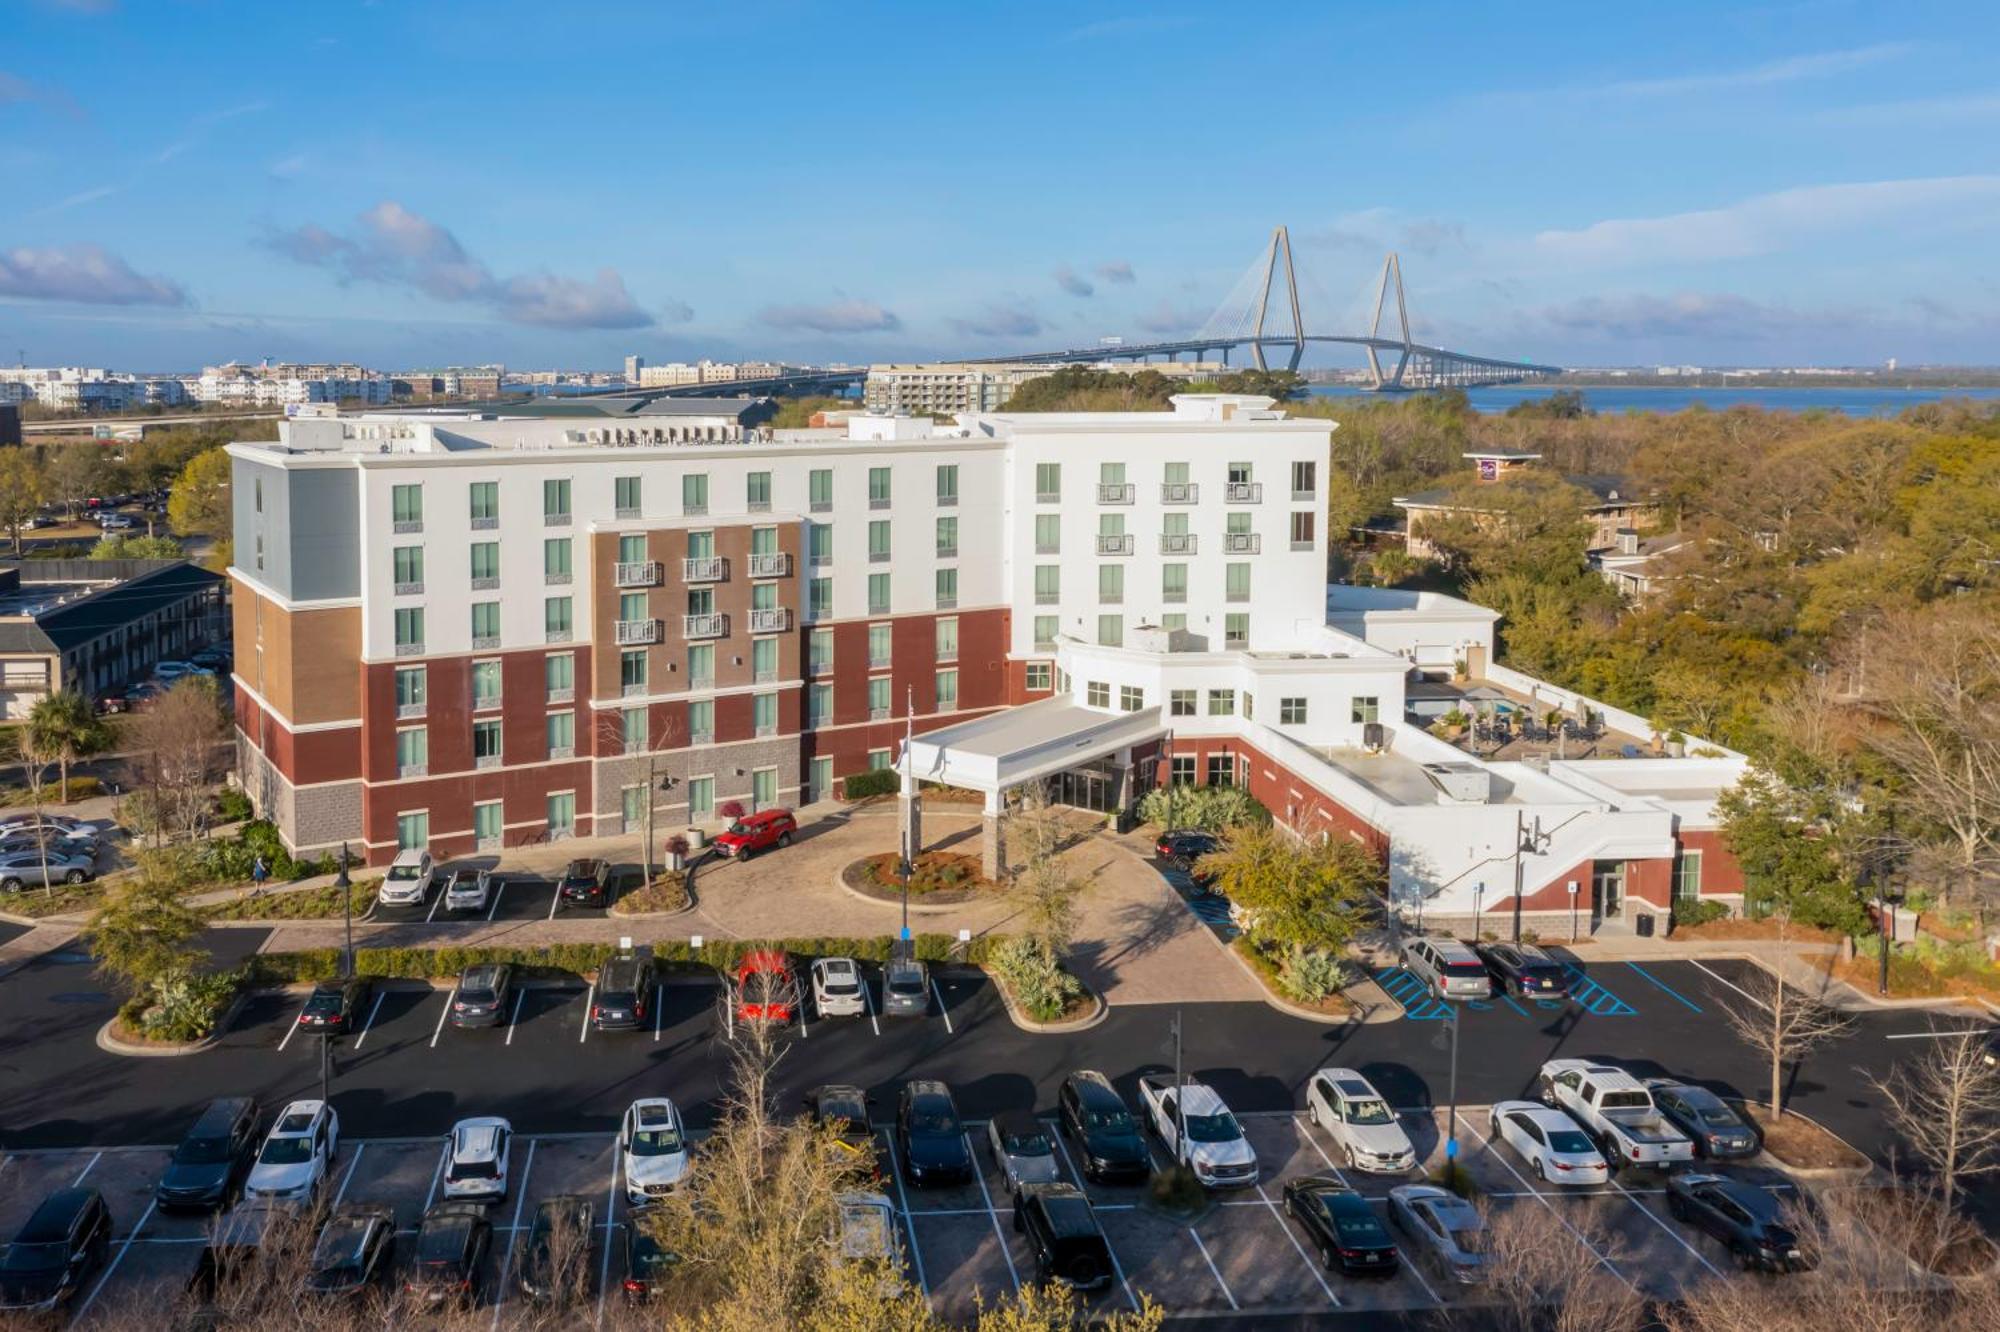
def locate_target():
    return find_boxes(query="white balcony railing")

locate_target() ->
[546,687,573,704]
[544,571,571,586]
[470,576,499,591]
[398,763,427,779]
[689,729,714,746]
[614,561,661,588]
[1223,532,1262,554]
[684,613,728,639]
[393,580,423,596]
[549,745,574,761]
[1096,482,1135,505]
[1095,534,1134,556]
[470,515,498,531]
[1160,482,1199,504]
[683,556,725,583]
[615,505,641,520]
[395,642,424,657]
[396,702,425,720]
[869,706,891,720]
[393,519,423,534]
[622,681,648,698]
[748,607,791,633]
[747,552,790,578]
[472,634,500,651]
[1224,481,1263,503]
[475,753,502,769]
[615,618,660,645]
[1160,533,1197,555]
[544,512,571,527]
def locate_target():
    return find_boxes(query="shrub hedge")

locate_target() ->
[841,769,899,800]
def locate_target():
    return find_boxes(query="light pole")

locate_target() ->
[336,842,353,981]
[1472,882,1484,942]
[1436,997,1462,1185]
[1510,813,1546,945]
[898,687,915,960]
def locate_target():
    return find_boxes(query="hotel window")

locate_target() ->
[1100,461,1126,487]
[687,776,714,819]
[621,648,648,692]
[808,522,833,565]
[1290,511,1316,548]
[468,480,498,524]
[472,719,502,766]
[867,572,891,615]
[394,666,426,715]
[753,692,778,736]
[752,766,779,811]
[1032,615,1058,650]
[868,676,891,718]
[1098,564,1123,605]
[391,484,423,527]
[1169,755,1196,786]
[809,683,832,726]
[936,464,959,505]
[868,520,891,561]
[397,811,429,851]
[746,471,771,511]
[687,586,715,619]
[1243,693,1254,720]
[1673,851,1703,904]
[867,749,892,772]
[1280,697,1308,725]
[1170,690,1196,717]
[470,542,499,583]
[1120,685,1144,713]
[542,478,570,522]
[1096,614,1122,647]
[935,669,959,710]
[1291,459,1317,498]
[688,698,714,742]
[543,652,572,700]
[750,583,777,614]
[543,537,571,581]
[1226,511,1252,537]
[868,466,891,507]
[616,534,644,566]
[752,636,778,682]
[1161,612,1187,632]
[1225,563,1251,602]
[544,596,572,640]
[809,577,832,619]
[1035,462,1061,502]
[546,792,575,837]
[1099,512,1126,545]
[1162,563,1187,603]
[546,711,575,758]
[1164,461,1189,486]
[254,477,262,513]
[474,800,502,846]
[809,627,833,673]
[688,643,715,690]
[254,535,263,570]
[622,706,646,752]
[472,659,502,710]
[614,475,641,516]
[471,601,500,643]
[1351,696,1380,724]
[682,474,708,515]
[935,516,958,557]
[935,567,957,609]
[868,623,892,667]
[1224,613,1248,648]
[1086,681,1110,708]
[1227,461,1253,485]
[935,617,958,662]
[1034,565,1060,604]
[1207,689,1235,717]
[808,469,833,511]
[750,525,777,558]
[1025,662,1052,691]
[686,529,715,562]
[1034,514,1061,554]
[1163,511,1189,539]
[1206,754,1235,787]
[395,726,428,775]
[394,607,424,651]
[392,546,423,591]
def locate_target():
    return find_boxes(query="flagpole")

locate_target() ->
[901,686,915,954]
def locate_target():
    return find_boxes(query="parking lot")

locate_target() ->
[363,864,644,926]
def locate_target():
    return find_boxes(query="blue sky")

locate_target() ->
[3,0,1998,370]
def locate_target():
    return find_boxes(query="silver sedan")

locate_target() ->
[0,850,96,891]
[986,1111,1062,1196]
[1388,1184,1490,1284]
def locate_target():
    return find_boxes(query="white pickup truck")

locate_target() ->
[1537,1060,1695,1170]
[1136,1075,1258,1188]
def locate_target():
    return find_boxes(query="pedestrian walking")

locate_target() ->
[251,854,269,897]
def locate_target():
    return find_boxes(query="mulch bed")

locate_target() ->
[610,876,691,916]
[1829,951,2000,1002]
[1230,938,1353,1017]
[1671,918,1840,944]
[1736,1103,1868,1171]
[843,851,1000,905]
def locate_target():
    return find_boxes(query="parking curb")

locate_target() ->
[1727,1101,1873,1181]
[988,967,1109,1033]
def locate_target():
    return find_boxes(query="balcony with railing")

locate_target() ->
[396,702,425,720]
[1160,532,1198,555]
[1095,534,1135,556]
[684,613,728,640]
[683,556,726,583]
[470,576,499,591]
[472,634,501,651]
[393,580,423,596]
[1225,481,1263,503]
[1223,532,1262,554]
[615,560,661,588]
[393,519,423,535]
[544,511,571,526]
[749,607,791,633]
[615,618,660,645]
[1096,482,1135,505]
[748,552,790,578]
[615,505,641,521]
[1161,481,1199,504]
[470,515,498,531]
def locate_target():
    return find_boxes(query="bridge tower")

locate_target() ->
[1248,225,1307,373]
[1363,252,1415,390]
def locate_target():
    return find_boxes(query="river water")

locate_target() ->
[1304,384,2000,417]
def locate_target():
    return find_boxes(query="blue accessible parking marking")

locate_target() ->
[1559,964,1637,1017]
[1373,967,1455,1021]
[1185,893,1236,934]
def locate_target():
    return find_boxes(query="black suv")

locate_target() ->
[156,1098,261,1211]
[517,1196,594,1306]
[405,1202,491,1308]
[450,964,514,1029]
[0,1188,111,1316]
[296,977,372,1035]
[1058,1070,1150,1184]
[304,1205,396,1298]
[805,1084,879,1177]
[557,859,614,909]
[1473,942,1571,1000]
[1012,1183,1114,1291]
[592,955,656,1031]
[1666,1173,1815,1271]
[896,1080,974,1188]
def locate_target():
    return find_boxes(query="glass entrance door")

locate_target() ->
[1592,860,1625,926]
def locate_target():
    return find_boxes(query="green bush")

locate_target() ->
[1276,947,1347,1003]
[842,769,899,800]
[215,787,254,822]
[1670,899,1730,931]
[1135,784,1270,833]
[985,935,1083,1022]
[194,820,340,884]
[210,880,377,921]
[124,969,240,1043]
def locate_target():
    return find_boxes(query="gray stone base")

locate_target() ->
[235,730,362,857]
[591,735,803,825]
[982,812,1006,880]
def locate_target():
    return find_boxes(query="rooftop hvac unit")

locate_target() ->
[1362,722,1385,752]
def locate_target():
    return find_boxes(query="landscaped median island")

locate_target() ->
[842,849,999,906]
[608,869,691,916]
[207,878,378,921]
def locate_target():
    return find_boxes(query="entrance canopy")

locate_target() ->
[902,697,1166,798]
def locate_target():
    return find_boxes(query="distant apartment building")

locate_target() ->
[864,361,1226,415]
[199,368,391,407]
[1395,451,1662,561]
[0,560,226,717]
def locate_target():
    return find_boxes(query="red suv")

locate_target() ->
[733,950,798,1025]
[711,809,797,859]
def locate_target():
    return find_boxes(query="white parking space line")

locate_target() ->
[881,1137,931,1301]
[653,984,664,1042]
[1610,1176,1724,1279]
[504,988,526,1045]
[491,1141,537,1332]
[70,1151,101,1186]
[547,886,561,921]
[965,1132,1020,1293]
[1885,1030,1990,1040]
[430,988,456,1048]
[423,1139,449,1214]
[595,1142,620,1329]
[1187,1227,1238,1310]
[74,1198,153,1322]
[931,978,953,1034]
[485,879,506,921]
[862,971,881,1037]
[330,1142,367,1208]
[1689,959,1766,1010]
[350,990,388,1050]
[276,997,311,1051]
[1255,1182,1339,1306]
[579,983,596,1043]
[425,884,444,923]
[797,993,810,1039]
[1457,1111,1633,1291]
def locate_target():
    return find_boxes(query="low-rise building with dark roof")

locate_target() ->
[0,559,226,717]
[1394,451,1661,560]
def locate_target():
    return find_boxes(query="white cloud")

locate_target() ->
[0,243,187,306]
[1053,265,1093,298]
[1581,43,1914,98]
[951,304,1042,339]
[1095,260,1135,284]
[756,299,901,334]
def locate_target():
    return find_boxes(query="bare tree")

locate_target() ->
[1869,1025,2000,1229]
[1717,943,1848,1120]
[123,676,230,844]
[1010,780,1081,960]
[1478,1199,1645,1332]
[10,727,60,894]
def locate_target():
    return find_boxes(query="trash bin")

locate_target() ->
[1635,913,1655,938]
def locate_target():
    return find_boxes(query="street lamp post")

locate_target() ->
[1439,998,1462,1183]
[336,842,353,981]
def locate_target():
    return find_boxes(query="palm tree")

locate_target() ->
[26,690,110,803]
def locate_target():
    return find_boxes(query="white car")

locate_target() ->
[152,659,211,680]
[621,1098,691,1205]
[244,1100,339,1203]
[0,814,94,838]
[440,1116,512,1202]
[376,848,434,906]
[443,868,494,913]
[1488,1100,1609,1186]
[1305,1067,1417,1173]
[1136,1075,1258,1188]
[833,1191,897,1265]
[812,957,867,1017]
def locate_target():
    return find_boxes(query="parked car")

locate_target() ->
[0,813,94,839]
[296,977,371,1036]
[184,1202,296,1317]
[1057,1070,1150,1184]
[896,1080,974,1188]
[1013,1183,1114,1290]
[442,868,494,913]
[516,1196,593,1306]
[375,848,434,907]
[188,647,231,672]
[805,1084,879,1176]
[1487,1101,1607,1186]
[620,1098,691,1205]
[440,1118,512,1203]
[1643,1079,1760,1159]
[244,1100,339,1204]
[1388,1184,1490,1285]
[156,1097,262,1211]
[0,850,96,891]
[1538,1060,1695,1170]
[711,808,797,859]
[0,826,99,856]
[0,1188,110,1316]
[986,1111,1062,1195]
[405,1202,491,1308]
[1666,1173,1816,1272]
[811,956,867,1017]
[1305,1067,1417,1174]
[832,1191,897,1269]
[882,956,929,1017]
[1137,1075,1258,1188]
[734,949,798,1025]
[449,964,513,1029]
[557,857,613,909]
[620,1224,678,1303]
[1282,1176,1399,1276]
[593,954,657,1031]
[1474,941,1572,1000]
[303,1205,396,1298]
[1154,828,1218,863]
[1400,936,1492,1000]
[152,659,207,680]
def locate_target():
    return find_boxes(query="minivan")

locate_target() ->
[1401,936,1492,1001]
